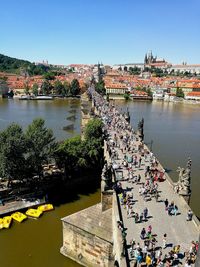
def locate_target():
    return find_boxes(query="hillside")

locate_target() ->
[0,54,50,75]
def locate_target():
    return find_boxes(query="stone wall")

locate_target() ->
[112,192,127,267]
[61,221,113,267]
[101,191,113,212]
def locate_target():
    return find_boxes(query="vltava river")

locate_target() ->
[0,98,199,267]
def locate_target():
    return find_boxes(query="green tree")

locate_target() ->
[63,81,71,96]
[54,80,64,95]
[83,118,104,167]
[84,118,103,141]
[146,88,152,97]
[124,93,130,100]
[55,136,86,178]
[25,118,56,178]
[95,80,106,95]
[24,81,30,95]
[176,87,184,98]
[55,118,104,178]
[43,72,55,81]
[32,83,39,96]
[0,124,27,184]
[0,80,9,97]
[70,79,81,96]
[41,80,52,95]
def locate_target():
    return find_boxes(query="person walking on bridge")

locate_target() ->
[143,207,148,221]
[164,199,169,210]
[162,233,167,249]
[140,228,146,240]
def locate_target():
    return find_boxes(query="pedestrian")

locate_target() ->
[173,205,178,216]
[130,239,136,250]
[140,228,146,240]
[155,190,159,202]
[186,210,193,221]
[138,157,142,168]
[156,248,162,263]
[164,199,169,210]
[135,213,139,223]
[162,233,167,249]
[145,254,152,266]
[137,252,143,266]
[139,212,144,222]
[142,244,148,259]
[147,225,152,234]
[137,174,141,184]
[150,237,157,250]
[157,261,164,267]
[127,206,132,218]
[143,207,148,220]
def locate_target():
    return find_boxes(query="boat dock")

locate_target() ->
[0,198,46,216]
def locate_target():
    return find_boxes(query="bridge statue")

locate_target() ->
[124,108,130,123]
[101,161,113,191]
[174,158,192,199]
[137,118,144,141]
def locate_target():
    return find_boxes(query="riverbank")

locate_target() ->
[0,198,45,216]
[0,170,101,217]
[0,189,100,267]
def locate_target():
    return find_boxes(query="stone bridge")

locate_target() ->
[60,89,200,267]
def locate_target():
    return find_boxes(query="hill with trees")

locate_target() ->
[0,53,50,75]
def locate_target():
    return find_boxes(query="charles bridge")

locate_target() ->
[60,88,200,267]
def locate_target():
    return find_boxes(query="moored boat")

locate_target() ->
[35,95,53,100]
[11,212,27,223]
[37,204,54,212]
[19,95,53,100]
[26,208,43,218]
[3,216,12,229]
[0,218,4,229]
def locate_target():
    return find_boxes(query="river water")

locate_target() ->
[0,98,199,267]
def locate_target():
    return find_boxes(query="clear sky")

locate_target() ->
[1,0,200,65]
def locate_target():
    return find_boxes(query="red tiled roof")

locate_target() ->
[187,92,200,96]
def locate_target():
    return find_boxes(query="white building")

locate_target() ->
[168,64,200,74]
[152,89,164,100]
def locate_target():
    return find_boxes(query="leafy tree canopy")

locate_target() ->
[25,118,56,176]
[32,83,39,96]
[0,54,50,75]
[70,79,81,96]
[84,118,103,141]
[95,80,106,95]
[0,124,27,181]
[176,87,184,98]
[41,80,52,95]
[54,80,64,95]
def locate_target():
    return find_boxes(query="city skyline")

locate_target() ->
[1,0,200,65]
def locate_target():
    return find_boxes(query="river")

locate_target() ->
[0,98,199,267]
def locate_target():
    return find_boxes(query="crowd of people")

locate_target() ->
[88,87,199,267]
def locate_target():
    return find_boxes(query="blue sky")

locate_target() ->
[1,0,200,65]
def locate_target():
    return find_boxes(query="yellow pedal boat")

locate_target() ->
[11,212,27,223]
[3,216,12,229]
[26,208,43,218]
[0,218,4,229]
[37,204,54,212]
